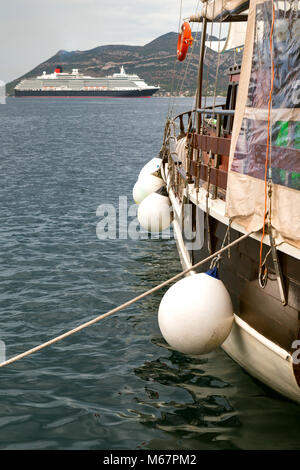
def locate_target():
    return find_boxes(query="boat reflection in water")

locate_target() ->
[133,338,300,450]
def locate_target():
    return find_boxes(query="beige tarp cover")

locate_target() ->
[225,0,300,249]
[205,20,247,51]
[201,0,249,20]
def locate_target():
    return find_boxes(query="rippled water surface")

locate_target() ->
[1,97,300,450]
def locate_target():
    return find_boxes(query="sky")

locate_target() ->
[0,0,200,83]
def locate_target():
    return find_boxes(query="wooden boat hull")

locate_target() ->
[168,178,300,403]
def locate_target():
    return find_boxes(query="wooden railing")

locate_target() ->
[168,107,235,199]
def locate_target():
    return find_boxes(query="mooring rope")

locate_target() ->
[0,230,253,369]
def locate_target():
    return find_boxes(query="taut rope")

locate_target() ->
[0,230,253,369]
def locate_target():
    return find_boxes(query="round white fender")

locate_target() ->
[138,157,162,179]
[158,272,234,355]
[137,187,173,232]
[133,173,164,205]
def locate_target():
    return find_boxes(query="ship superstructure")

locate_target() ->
[15,66,160,97]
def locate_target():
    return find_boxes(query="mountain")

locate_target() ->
[7,32,239,96]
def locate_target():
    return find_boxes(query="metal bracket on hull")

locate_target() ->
[259,228,287,306]
[269,229,288,306]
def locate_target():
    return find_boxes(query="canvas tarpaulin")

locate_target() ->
[199,0,249,20]
[205,21,247,52]
[225,0,300,248]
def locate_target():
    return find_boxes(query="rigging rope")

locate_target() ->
[167,0,183,119]
[259,0,275,272]
[0,230,254,369]
[209,218,232,268]
[203,0,216,110]
[168,0,202,121]
[212,0,225,110]
[173,1,201,99]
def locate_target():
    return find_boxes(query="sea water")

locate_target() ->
[0,97,300,450]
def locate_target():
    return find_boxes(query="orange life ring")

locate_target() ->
[177,22,193,62]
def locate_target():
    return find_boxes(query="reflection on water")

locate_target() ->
[133,342,240,450]
[129,335,300,450]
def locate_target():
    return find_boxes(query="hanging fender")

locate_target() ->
[177,22,193,62]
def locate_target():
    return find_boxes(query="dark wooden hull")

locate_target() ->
[161,40,300,401]
[167,182,300,401]
[190,214,300,355]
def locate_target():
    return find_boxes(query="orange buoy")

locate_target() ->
[177,22,193,62]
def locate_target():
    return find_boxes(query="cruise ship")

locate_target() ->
[14,66,160,98]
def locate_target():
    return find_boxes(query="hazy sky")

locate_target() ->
[0,0,199,83]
